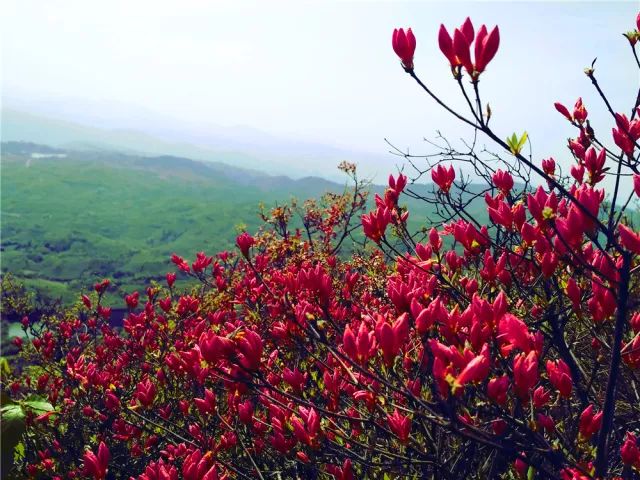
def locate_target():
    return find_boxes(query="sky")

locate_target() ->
[1,1,638,186]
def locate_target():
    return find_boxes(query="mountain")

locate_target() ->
[1,106,394,181]
[1,140,488,307]
[1,141,403,306]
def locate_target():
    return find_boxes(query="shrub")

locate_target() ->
[3,11,640,480]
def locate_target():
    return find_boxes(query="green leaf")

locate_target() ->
[527,466,536,480]
[1,404,24,423]
[517,131,529,151]
[1,404,26,477]
[23,398,54,413]
[0,357,11,377]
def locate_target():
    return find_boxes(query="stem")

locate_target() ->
[587,72,640,152]
[631,42,640,70]
[594,251,632,477]
[607,153,624,235]
[409,71,478,130]
[409,71,617,251]
[456,78,482,125]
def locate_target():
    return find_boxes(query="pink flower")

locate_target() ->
[513,351,539,400]
[438,18,499,75]
[619,224,640,254]
[474,25,500,73]
[492,169,514,194]
[392,28,416,70]
[572,97,588,124]
[554,102,572,121]
[546,359,573,398]
[455,348,490,387]
[236,330,263,371]
[431,164,456,193]
[621,432,640,467]
[82,442,110,480]
[236,232,255,258]
[361,206,391,243]
[579,404,603,440]
[487,375,509,405]
[387,409,411,443]
[194,388,216,416]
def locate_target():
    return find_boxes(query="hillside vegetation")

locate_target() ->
[2,142,475,306]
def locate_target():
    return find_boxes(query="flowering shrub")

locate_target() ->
[4,12,640,480]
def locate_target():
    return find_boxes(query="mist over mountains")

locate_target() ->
[2,96,397,182]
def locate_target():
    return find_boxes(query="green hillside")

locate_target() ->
[1,142,488,307]
[0,143,338,305]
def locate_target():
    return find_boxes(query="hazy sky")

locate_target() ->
[2,1,638,179]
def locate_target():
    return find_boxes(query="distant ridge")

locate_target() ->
[1,108,394,181]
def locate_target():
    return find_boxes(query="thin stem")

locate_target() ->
[594,252,632,477]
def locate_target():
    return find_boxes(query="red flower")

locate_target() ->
[375,313,409,366]
[125,291,139,309]
[621,432,640,468]
[583,147,606,185]
[362,206,391,243]
[236,232,255,258]
[431,164,455,193]
[387,409,411,444]
[104,391,120,412]
[546,359,573,398]
[533,386,551,409]
[94,278,110,294]
[291,406,321,447]
[182,450,216,480]
[513,351,539,400]
[326,459,354,480]
[474,25,500,73]
[619,224,640,254]
[453,28,473,74]
[199,331,234,363]
[81,294,92,309]
[492,169,514,194]
[392,28,416,70]
[541,157,556,176]
[82,442,110,480]
[438,18,499,75]
[487,375,509,405]
[454,347,490,388]
[537,413,555,432]
[565,278,581,310]
[554,102,572,121]
[194,388,216,416]
[572,97,588,124]
[135,379,157,408]
[460,17,475,43]
[171,253,191,273]
[612,112,640,155]
[438,24,457,66]
[236,330,263,371]
[578,404,603,440]
[498,313,536,354]
[283,367,308,393]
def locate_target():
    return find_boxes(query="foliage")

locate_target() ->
[0,146,463,307]
[3,11,640,480]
